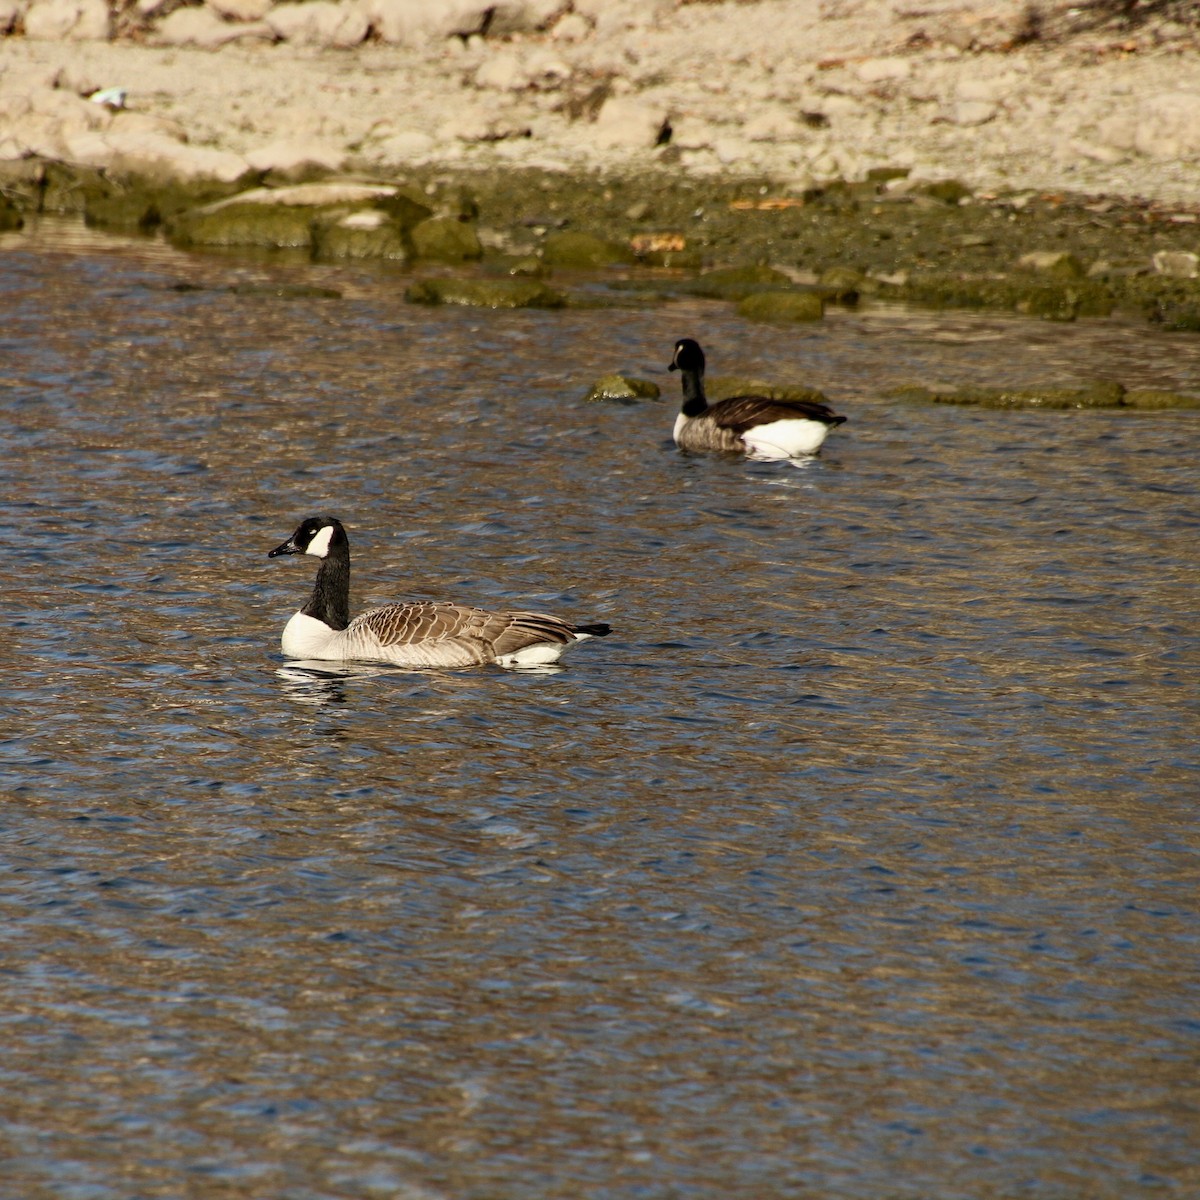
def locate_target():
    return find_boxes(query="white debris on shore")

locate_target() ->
[1,0,1199,203]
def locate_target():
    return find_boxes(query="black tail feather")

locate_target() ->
[575,622,612,637]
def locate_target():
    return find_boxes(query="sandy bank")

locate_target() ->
[1,1,1199,204]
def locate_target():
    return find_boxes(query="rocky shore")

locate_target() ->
[2,1,1199,350]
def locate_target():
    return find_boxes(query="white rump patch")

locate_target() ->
[496,641,571,668]
[742,418,832,459]
[305,525,335,558]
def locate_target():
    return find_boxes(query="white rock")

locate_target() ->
[362,0,494,43]
[202,182,401,211]
[24,0,110,39]
[370,130,436,162]
[206,0,272,20]
[1133,92,1200,159]
[956,77,1000,103]
[245,139,347,176]
[153,6,273,47]
[593,96,668,149]
[1070,139,1123,165]
[856,57,910,84]
[475,51,528,91]
[713,137,754,165]
[950,100,996,126]
[267,1,369,48]
[742,109,802,142]
[668,116,716,152]
[64,128,251,182]
[551,12,590,41]
[1152,250,1199,278]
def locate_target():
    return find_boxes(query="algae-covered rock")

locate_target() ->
[584,374,661,403]
[541,230,634,268]
[707,377,830,405]
[1123,389,1200,409]
[167,182,428,252]
[1148,298,1200,331]
[0,194,24,232]
[692,264,792,300]
[737,290,824,323]
[312,211,410,261]
[880,273,1115,320]
[405,278,566,308]
[890,381,1127,409]
[922,180,972,205]
[410,215,483,262]
[170,201,317,249]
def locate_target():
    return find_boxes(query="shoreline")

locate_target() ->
[2,2,1200,205]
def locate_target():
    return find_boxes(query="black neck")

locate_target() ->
[302,544,351,630]
[679,367,708,417]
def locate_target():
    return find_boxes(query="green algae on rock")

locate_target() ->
[876,273,1116,320]
[1123,389,1200,409]
[736,290,824,323]
[690,264,793,300]
[584,374,662,403]
[890,382,1127,408]
[405,278,566,309]
[311,212,411,261]
[410,215,483,262]
[166,182,432,252]
[541,231,634,268]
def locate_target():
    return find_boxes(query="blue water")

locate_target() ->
[1,221,1198,1199]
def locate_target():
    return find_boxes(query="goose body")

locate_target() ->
[268,516,611,669]
[669,338,845,459]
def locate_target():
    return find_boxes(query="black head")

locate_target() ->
[268,515,348,560]
[669,338,705,374]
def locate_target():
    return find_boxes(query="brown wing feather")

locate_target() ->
[352,603,575,654]
[707,394,845,435]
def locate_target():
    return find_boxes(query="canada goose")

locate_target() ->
[268,516,611,668]
[668,338,846,458]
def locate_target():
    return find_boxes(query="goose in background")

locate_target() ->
[268,516,611,669]
[668,337,846,459]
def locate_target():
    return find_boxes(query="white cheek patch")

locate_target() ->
[305,525,334,558]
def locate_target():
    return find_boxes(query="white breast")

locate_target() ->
[281,611,340,659]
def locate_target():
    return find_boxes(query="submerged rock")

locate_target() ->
[890,381,1128,408]
[584,374,661,403]
[541,230,634,268]
[691,264,793,300]
[405,277,566,308]
[410,215,483,262]
[879,273,1115,320]
[736,290,824,323]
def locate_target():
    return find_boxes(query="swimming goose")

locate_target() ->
[268,515,611,668]
[668,338,846,458]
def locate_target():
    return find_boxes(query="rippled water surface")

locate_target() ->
[2,221,1198,1199]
